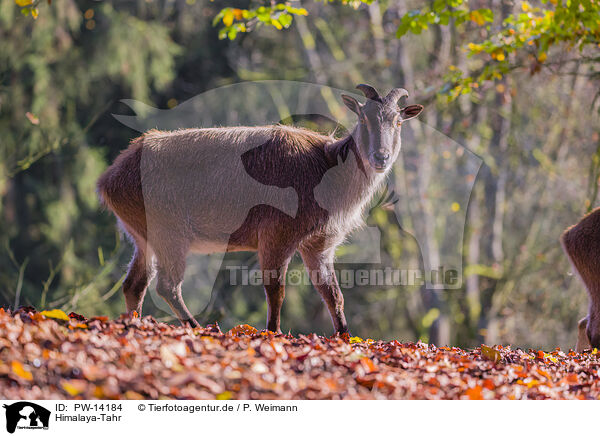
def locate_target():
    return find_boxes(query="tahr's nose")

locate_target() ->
[373,150,390,166]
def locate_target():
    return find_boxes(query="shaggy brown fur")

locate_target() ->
[561,207,600,350]
[97,85,423,333]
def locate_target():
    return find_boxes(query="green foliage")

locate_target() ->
[211,0,599,100]
[436,0,600,98]
[213,4,309,40]
[395,0,493,37]
[474,0,600,60]
[13,0,48,19]
[212,0,379,40]
[19,0,599,97]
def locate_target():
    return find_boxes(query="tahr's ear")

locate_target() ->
[400,104,424,121]
[341,94,362,115]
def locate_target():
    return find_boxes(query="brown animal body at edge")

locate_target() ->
[561,207,600,351]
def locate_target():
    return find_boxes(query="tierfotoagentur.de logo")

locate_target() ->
[2,402,50,433]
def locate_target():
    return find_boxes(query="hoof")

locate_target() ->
[182,318,200,328]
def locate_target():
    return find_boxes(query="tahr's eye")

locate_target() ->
[397,120,402,127]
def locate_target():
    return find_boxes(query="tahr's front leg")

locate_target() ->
[300,245,348,334]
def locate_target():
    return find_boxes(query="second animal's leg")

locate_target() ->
[576,316,591,352]
[300,244,348,334]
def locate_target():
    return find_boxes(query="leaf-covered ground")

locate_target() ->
[1,307,599,399]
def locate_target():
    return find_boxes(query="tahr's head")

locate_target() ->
[342,84,423,173]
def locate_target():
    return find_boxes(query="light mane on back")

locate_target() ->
[270,124,333,154]
[136,125,334,153]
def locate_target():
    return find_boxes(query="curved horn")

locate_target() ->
[356,84,381,101]
[384,88,409,106]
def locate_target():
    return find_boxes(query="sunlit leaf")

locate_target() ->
[222,10,234,27]
[481,345,502,363]
[216,391,233,400]
[61,380,85,396]
[40,309,69,321]
[11,361,33,381]
[464,386,483,400]
[228,324,258,336]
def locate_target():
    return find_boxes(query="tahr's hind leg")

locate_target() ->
[122,232,154,315]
